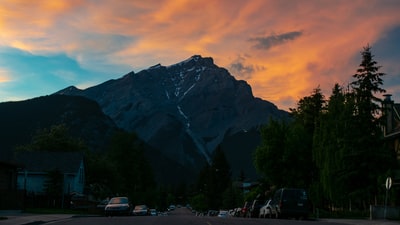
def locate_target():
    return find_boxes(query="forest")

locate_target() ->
[254,44,398,215]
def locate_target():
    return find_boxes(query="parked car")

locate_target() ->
[70,194,92,209]
[150,208,157,216]
[259,199,273,218]
[104,197,131,216]
[247,199,264,218]
[207,210,219,216]
[240,201,250,217]
[168,204,176,211]
[95,199,110,214]
[217,210,229,218]
[270,188,310,219]
[133,204,149,216]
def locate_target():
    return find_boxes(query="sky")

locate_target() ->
[1,0,400,111]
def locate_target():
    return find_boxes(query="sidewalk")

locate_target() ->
[0,211,73,225]
[321,218,400,225]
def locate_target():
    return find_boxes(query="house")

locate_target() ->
[15,151,85,196]
[0,161,23,209]
[382,94,400,160]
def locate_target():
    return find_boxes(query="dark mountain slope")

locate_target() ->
[0,95,118,160]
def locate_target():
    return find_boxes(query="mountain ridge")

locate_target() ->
[56,55,289,181]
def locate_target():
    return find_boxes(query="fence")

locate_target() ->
[0,190,24,210]
[370,205,400,220]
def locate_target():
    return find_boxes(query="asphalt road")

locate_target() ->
[44,208,363,225]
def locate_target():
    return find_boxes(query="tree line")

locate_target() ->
[254,45,399,214]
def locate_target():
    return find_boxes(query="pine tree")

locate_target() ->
[351,44,386,118]
[344,45,391,209]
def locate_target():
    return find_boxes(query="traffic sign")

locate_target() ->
[386,177,392,190]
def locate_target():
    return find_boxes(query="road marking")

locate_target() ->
[207,222,212,225]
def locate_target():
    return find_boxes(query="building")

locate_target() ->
[382,94,400,160]
[15,151,85,196]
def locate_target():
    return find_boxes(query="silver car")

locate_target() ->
[104,197,131,216]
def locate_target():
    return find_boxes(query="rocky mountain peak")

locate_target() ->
[56,55,288,180]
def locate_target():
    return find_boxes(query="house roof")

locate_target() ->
[15,151,84,174]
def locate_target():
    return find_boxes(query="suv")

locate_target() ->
[270,188,310,219]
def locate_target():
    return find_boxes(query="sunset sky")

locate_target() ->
[1,0,400,110]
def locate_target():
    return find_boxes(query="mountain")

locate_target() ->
[56,55,289,181]
[0,95,118,160]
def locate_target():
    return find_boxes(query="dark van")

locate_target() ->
[270,188,310,219]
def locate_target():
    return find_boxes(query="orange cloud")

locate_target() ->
[1,0,399,109]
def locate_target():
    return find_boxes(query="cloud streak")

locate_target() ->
[249,31,303,50]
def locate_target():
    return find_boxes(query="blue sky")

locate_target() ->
[1,0,400,110]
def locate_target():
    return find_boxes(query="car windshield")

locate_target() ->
[135,205,147,210]
[109,197,128,204]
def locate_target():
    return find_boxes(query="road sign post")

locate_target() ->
[384,177,392,220]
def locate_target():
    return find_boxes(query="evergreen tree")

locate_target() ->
[290,87,326,134]
[351,44,386,118]
[195,146,231,209]
[287,87,325,188]
[43,169,64,207]
[254,119,288,186]
[313,84,351,208]
[344,45,392,208]
[107,131,155,203]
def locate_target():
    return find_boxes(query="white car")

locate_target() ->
[217,210,229,218]
[168,205,176,211]
[259,199,274,218]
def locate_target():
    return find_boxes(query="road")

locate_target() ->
[45,208,366,225]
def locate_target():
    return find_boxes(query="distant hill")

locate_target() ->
[0,95,118,160]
